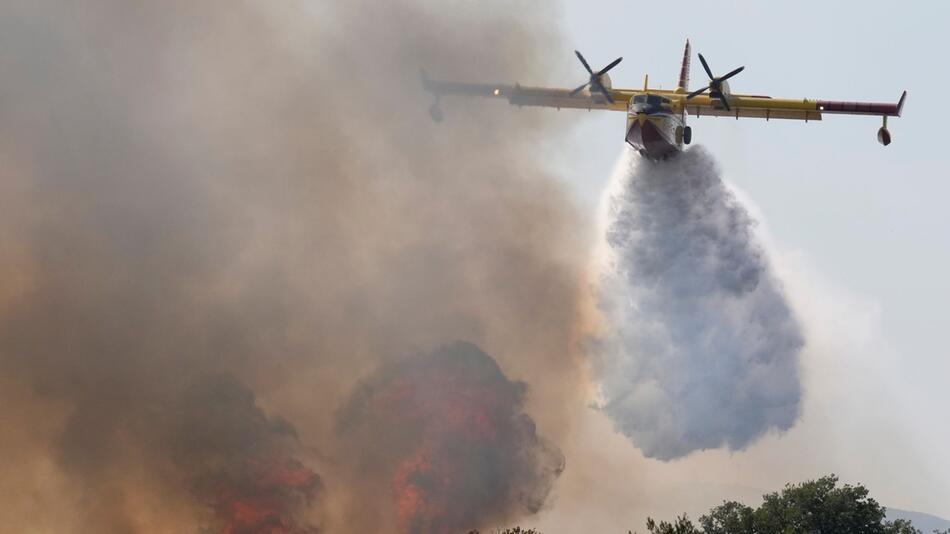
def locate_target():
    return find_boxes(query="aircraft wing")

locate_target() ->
[684,91,907,121]
[422,74,632,112]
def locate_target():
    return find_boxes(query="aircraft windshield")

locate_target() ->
[631,94,671,114]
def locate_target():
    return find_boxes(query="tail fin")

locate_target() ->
[677,39,691,92]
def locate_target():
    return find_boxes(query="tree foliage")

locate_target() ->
[883,519,922,534]
[637,474,931,534]
[754,475,885,533]
[645,515,702,534]
[699,501,755,534]
[467,528,542,534]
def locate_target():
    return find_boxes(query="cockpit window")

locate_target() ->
[631,94,671,114]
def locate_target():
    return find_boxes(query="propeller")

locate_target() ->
[686,53,744,111]
[568,51,622,104]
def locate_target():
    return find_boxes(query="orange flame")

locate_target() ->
[383,369,512,533]
[342,343,562,534]
[212,458,320,534]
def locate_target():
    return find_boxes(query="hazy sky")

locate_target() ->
[516,0,949,524]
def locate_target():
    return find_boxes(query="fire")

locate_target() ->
[340,342,564,534]
[392,445,444,528]
[212,457,320,534]
[171,375,322,534]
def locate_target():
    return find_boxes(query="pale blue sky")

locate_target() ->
[527,0,949,522]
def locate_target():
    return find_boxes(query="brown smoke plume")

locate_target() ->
[0,0,588,532]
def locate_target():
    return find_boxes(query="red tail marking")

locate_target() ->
[678,39,691,92]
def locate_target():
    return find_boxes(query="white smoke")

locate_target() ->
[594,146,804,461]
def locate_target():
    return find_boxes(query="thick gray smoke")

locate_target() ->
[0,1,587,532]
[596,147,804,461]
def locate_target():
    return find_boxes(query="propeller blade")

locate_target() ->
[720,65,745,82]
[698,53,714,80]
[687,85,710,99]
[597,56,623,76]
[719,95,731,111]
[575,50,594,74]
[592,79,614,104]
[569,82,590,97]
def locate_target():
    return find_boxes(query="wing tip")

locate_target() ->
[896,90,907,117]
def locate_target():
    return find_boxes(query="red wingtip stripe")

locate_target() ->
[678,39,691,91]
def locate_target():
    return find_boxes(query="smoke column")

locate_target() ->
[0,1,587,532]
[595,147,804,461]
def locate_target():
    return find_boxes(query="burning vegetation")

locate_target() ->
[170,375,321,533]
[340,343,565,534]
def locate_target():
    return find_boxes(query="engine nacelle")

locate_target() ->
[719,80,731,96]
[877,126,891,146]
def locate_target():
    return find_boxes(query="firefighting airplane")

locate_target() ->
[421,40,906,160]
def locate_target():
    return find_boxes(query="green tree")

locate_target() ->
[645,515,702,534]
[699,501,755,534]
[753,475,885,533]
[641,474,921,534]
[466,528,542,534]
[883,518,922,534]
